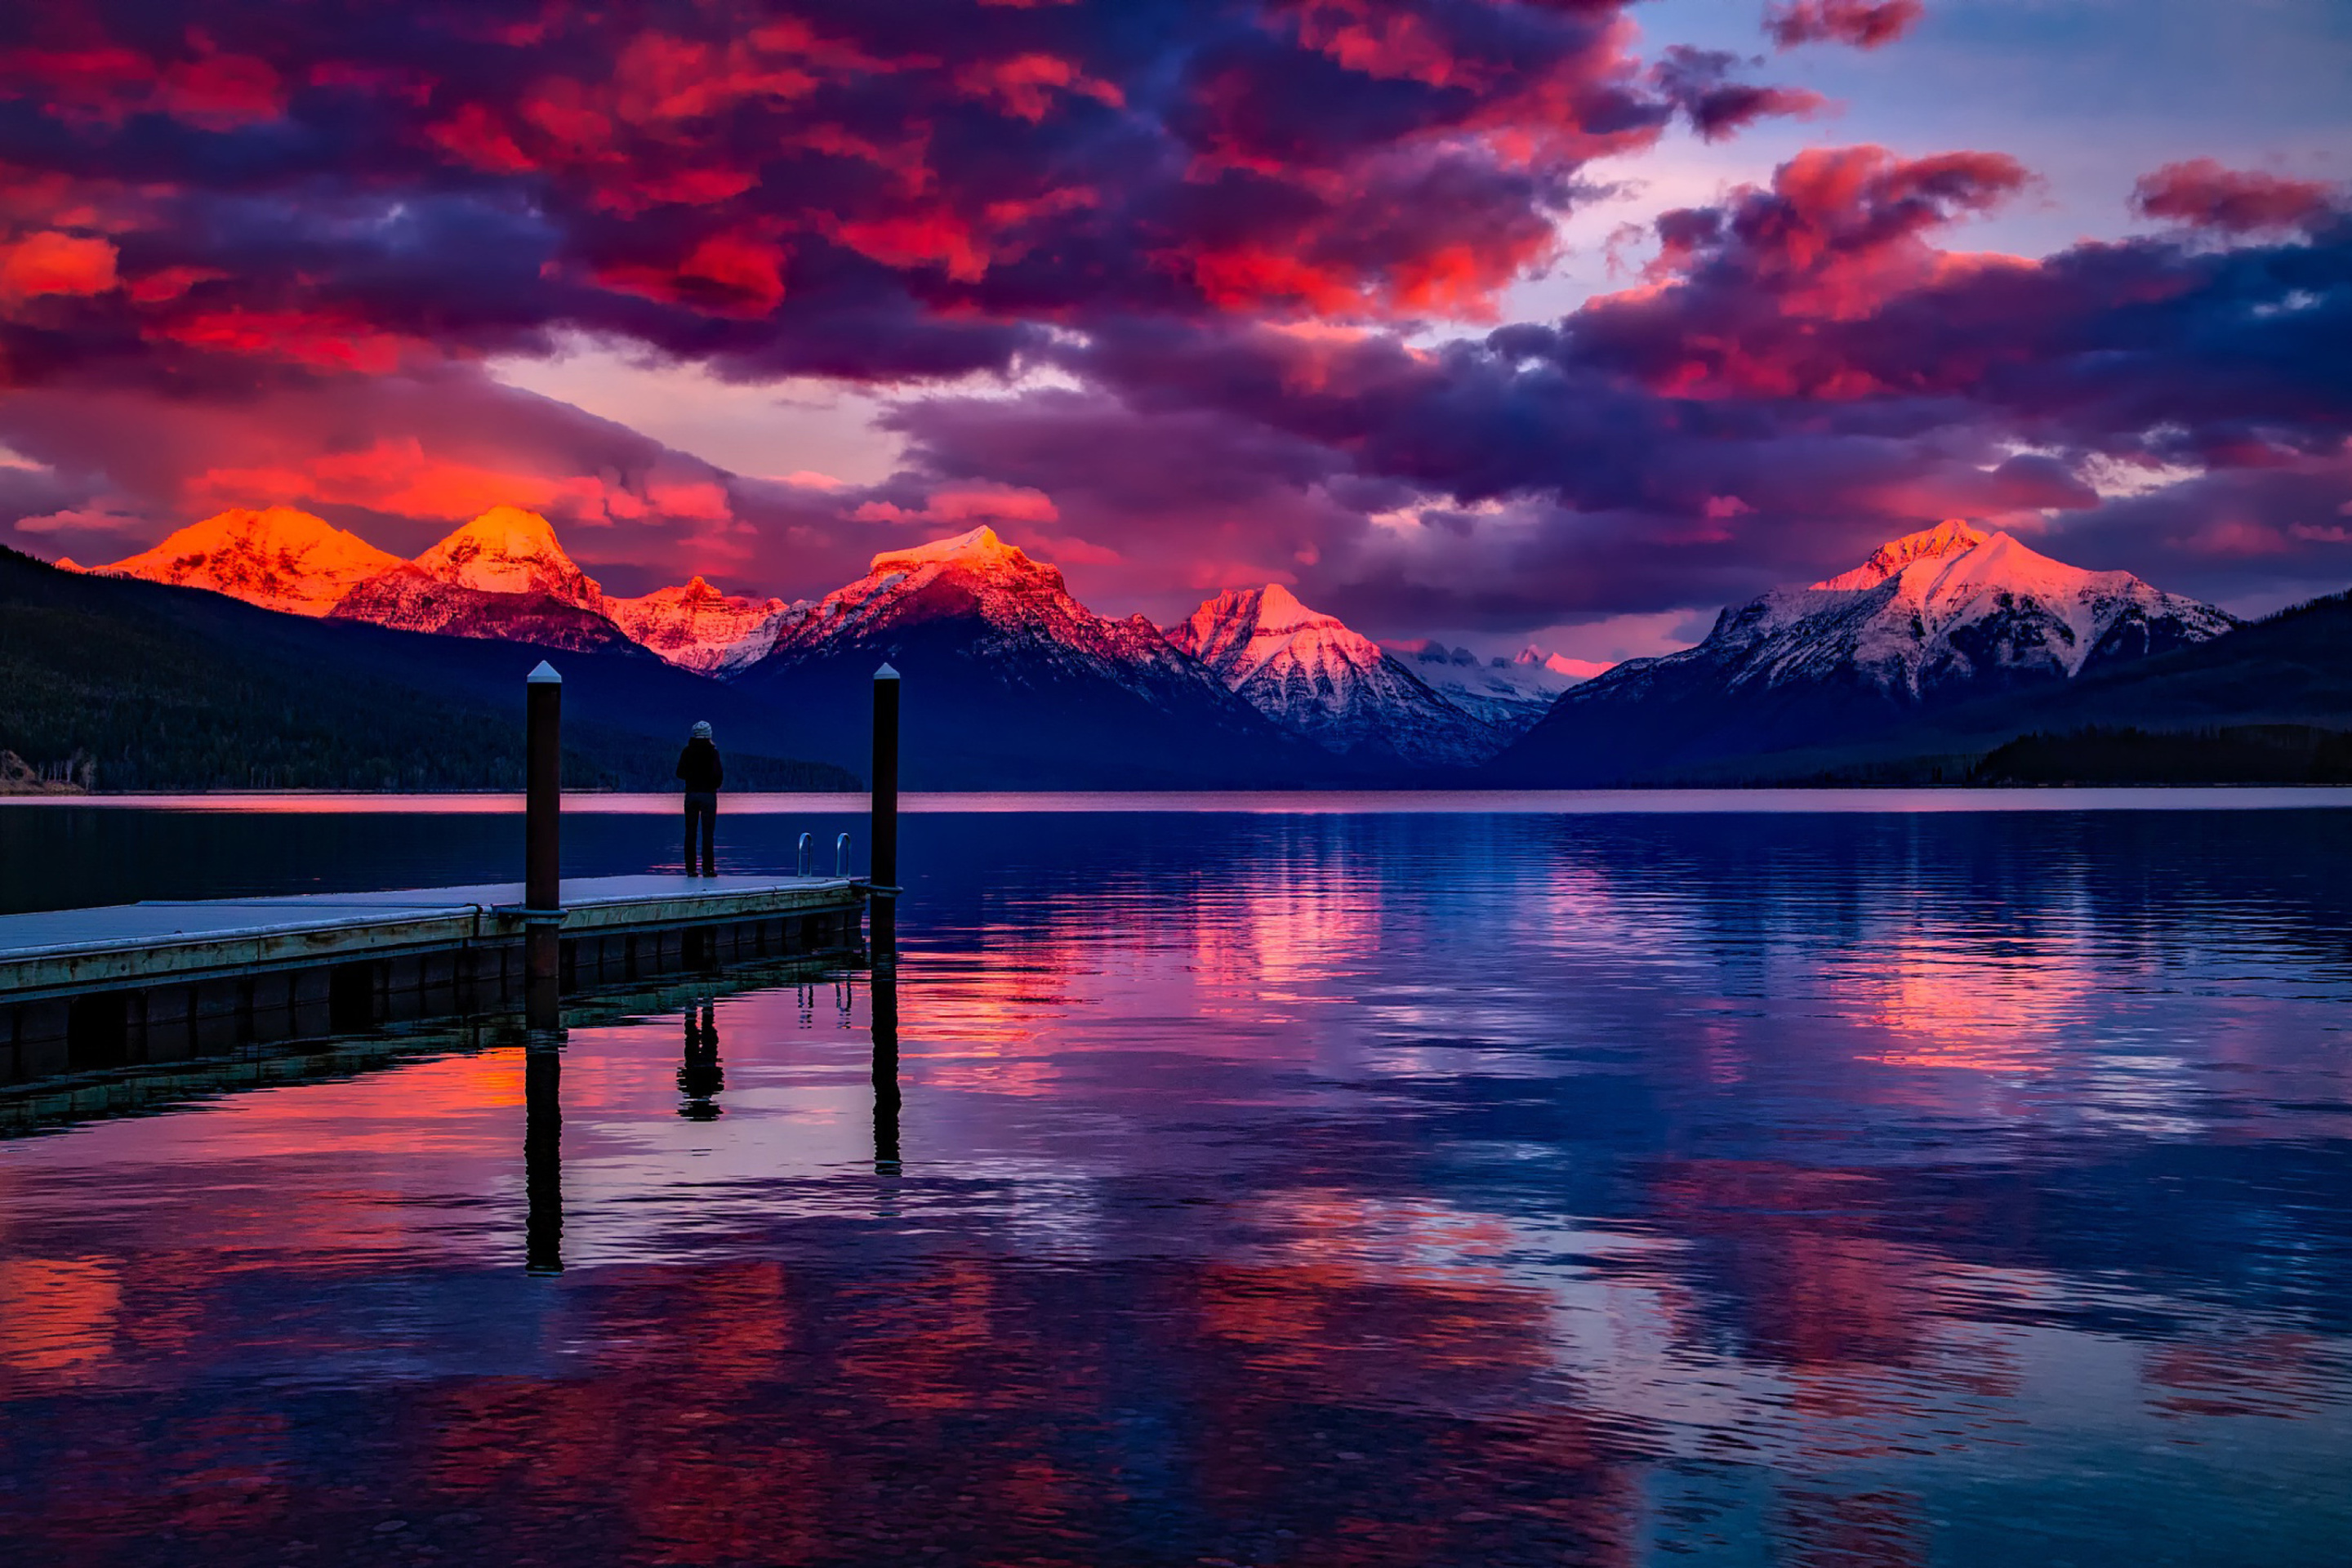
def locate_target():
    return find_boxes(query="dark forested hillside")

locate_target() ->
[0,548,856,792]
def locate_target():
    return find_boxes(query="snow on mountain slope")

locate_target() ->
[1171,586,1503,766]
[1701,520,2238,697]
[764,527,1217,693]
[410,506,605,607]
[736,528,1320,788]
[1384,641,1600,736]
[319,507,651,651]
[606,577,806,676]
[1500,520,2241,783]
[75,507,404,617]
[327,565,641,654]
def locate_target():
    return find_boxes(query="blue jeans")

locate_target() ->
[683,791,716,875]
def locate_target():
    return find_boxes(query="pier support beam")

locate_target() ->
[871,662,900,955]
[524,661,564,1026]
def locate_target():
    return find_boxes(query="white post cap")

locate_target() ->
[874,662,900,680]
[527,661,563,684]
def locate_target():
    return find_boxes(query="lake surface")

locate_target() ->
[2,798,2350,1565]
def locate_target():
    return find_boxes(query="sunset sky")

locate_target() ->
[1,0,2345,664]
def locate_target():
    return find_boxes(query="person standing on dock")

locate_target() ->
[676,721,724,877]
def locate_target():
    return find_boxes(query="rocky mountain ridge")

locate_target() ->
[1169,586,1504,767]
[1497,520,2241,784]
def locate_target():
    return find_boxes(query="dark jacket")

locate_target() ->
[675,737,724,793]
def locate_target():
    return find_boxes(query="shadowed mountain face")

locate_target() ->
[734,529,1337,788]
[328,566,643,655]
[1497,522,2239,785]
[1170,586,1503,768]
[0,547,852,792]
[1384,642,1596,737]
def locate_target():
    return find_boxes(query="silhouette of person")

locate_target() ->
[676,721,723,877]
[679,1000,724,1120]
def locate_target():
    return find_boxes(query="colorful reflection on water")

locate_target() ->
[2,807,2350,1565]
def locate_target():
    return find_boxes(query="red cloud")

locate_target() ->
[142,308,409,374]
[0,41,281,129]
[1766,1,1925,51]
[2132,159,2340,234]
[956,53,1125,121]
[597,233,791,317]
[1599,145,2034,380]
[852,485,1061,528]
[0,231,118,303]
[0,0,1829,390]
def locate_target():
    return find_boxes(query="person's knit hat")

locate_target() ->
[691,721,713,739]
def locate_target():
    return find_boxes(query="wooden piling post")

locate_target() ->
[524,662,564,1020]
[871,662,900,954]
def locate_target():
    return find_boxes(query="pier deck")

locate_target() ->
[0,874,866,1082]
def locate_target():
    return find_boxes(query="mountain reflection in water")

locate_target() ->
[1,806,2349,1566]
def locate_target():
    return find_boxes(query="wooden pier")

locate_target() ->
[0,874,866,1084]
[0,656,902,1089]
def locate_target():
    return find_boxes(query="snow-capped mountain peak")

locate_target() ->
[606,576,804,676]
[1814,519,1988,591]
[1742,523,2237,688]
[1383,639,1594,734]
[412,506,604,607]
[1173,585,1360,687]
[80,506,405,617]
[866,524,1037,581]
[1514,646,1610,680]
[1173,586,1504,767]
[763,525,1192,686]
[1504,519,2243,784]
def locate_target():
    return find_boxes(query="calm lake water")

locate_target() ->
[2,796,2349,1565]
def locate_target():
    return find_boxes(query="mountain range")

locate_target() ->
[30,505,2337,790]
[63,508,1592,782]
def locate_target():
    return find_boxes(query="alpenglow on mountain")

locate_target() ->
[1498,520,2240,784]
[732,527,1321,787]
[63,507,404,617]
[78,505,792,666]
[1169,586,1505,767]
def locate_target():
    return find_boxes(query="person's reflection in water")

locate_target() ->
[523,1039,564,1275]
[871,963,901,1175]
[679,999,724,1120]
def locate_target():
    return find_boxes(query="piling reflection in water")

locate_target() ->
[677,1000,723,1120]
[523,1040,563,1276]
[871,963,902,1174]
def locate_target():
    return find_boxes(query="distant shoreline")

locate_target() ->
[5,786,2350,814]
